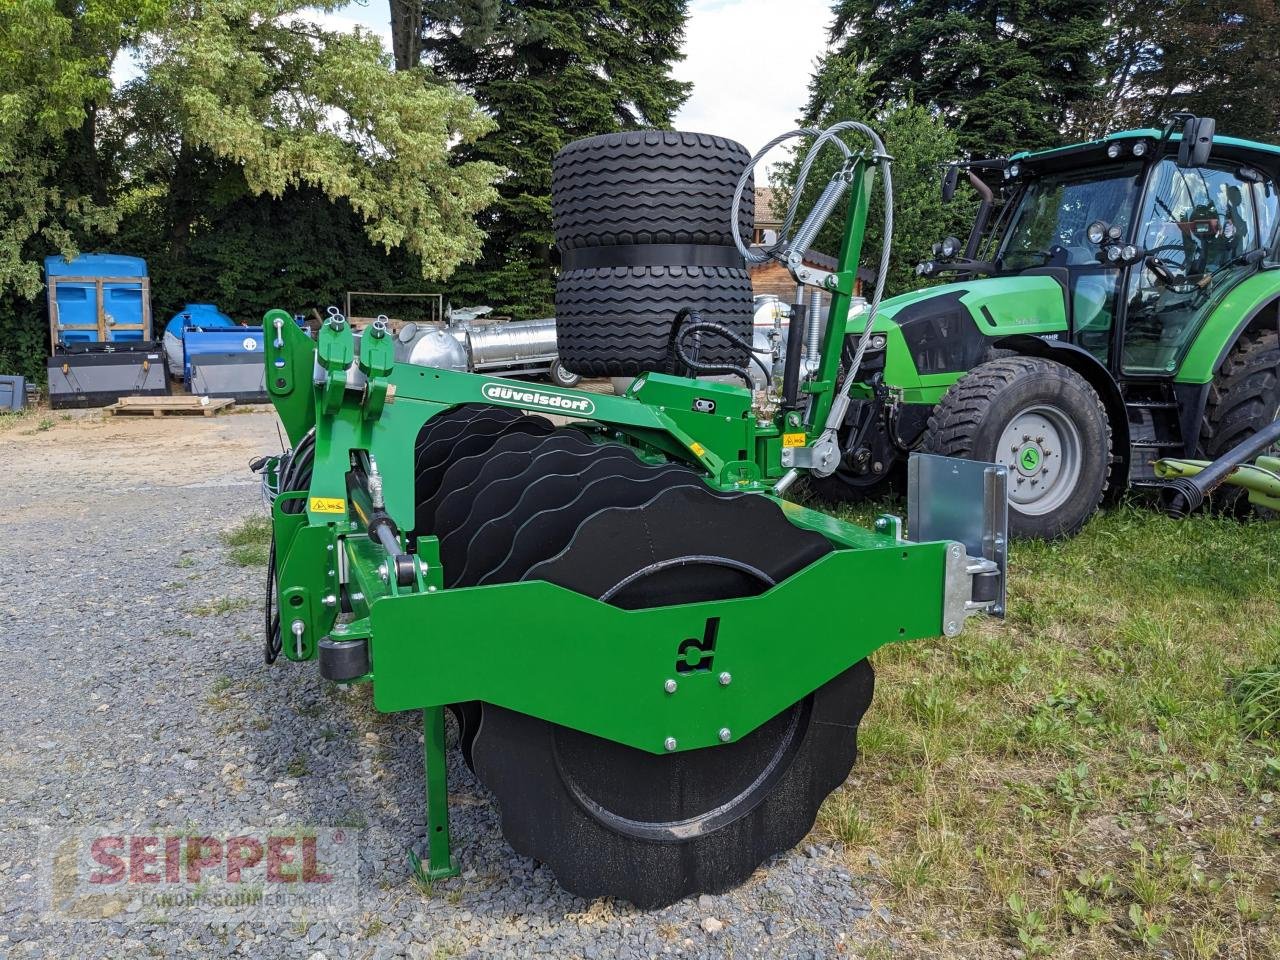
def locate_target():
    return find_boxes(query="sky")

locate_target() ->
[315,0,833,159]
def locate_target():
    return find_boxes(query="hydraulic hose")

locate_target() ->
[781,303,807,410]
[670,309,774,389]
[734,121,894,493]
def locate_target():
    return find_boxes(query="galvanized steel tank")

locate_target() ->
[463,317,558,371]
[395,323,469,373]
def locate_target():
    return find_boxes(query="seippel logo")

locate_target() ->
[481,382,595,415]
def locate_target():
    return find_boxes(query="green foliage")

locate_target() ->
[0,0,166,297]
[113,177,433,326]
[819,0,1108,157]
[1232,659,1280,738]
[420,0,691,317]
[135,0,498,280]
[1081,1,1280,142]
[0,0,497,381]
[776,67,975,297]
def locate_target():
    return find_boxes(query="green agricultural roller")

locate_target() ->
[255,122,1006,907]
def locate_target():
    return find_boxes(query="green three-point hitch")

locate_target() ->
[257,122,1006,907]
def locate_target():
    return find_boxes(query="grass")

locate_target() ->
[812,502,1280,959]
[0,409,54,434]
[220,514,272,567]
[189,596,252,617]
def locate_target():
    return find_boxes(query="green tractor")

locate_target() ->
[812,114,1280,537]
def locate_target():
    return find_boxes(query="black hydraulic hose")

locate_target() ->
[669,309,772,389]
[1162,417,1280,516]
[265,535,281,664]
[266,428,315,661]
[781,302,808,411]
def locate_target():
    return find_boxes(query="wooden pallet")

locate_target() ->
[105,396,235,418]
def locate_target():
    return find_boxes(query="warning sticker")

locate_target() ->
[689,442,707,457]
[309,497,346,514]
[782,432,806,448]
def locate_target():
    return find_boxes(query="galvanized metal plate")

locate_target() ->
[907,452,1008,619]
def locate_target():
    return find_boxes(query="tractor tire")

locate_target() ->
[555,265,753,377]
[1200,327,1280,516]
[552,130,753,250]
[922,356,1111,539]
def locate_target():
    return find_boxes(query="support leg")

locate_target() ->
[409,706,459,883]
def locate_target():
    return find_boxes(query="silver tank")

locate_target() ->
[395,323,469,372]
[464,317,558,369]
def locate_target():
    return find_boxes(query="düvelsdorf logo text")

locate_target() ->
[481,383,595,416]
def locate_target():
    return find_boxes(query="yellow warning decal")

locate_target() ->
[782,432,806,448]
[689,442,707,457]
[309,497,346,514]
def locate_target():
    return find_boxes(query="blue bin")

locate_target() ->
[45,254,151,345]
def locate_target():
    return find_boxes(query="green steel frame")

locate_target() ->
[261,155,973,880]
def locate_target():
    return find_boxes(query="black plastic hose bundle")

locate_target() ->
[668,308,773,390]
[264,429,317,663]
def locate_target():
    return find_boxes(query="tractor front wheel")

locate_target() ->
[923,356,1111,539]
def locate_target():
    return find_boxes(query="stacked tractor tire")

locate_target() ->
[552,131,756,376]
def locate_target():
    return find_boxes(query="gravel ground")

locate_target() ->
[0,408,895,959]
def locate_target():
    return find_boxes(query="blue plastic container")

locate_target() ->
[162,303,236,341]
[45,254,150,345]
[162,304,241,378]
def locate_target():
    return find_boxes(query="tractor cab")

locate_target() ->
[954,121,1280,378]
[821,116,1280,537]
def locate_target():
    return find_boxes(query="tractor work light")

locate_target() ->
[1107,245,1123,262]
[1087,221,1107,245]
[1107,225,1124,241]
[1121,245,1139,262]
[940,236,960,259]
[1132,140,1149,157]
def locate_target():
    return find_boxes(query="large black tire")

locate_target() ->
[555,264,753,377]
[1200,328,1280,516]
[922,356,1112,539]
[552,130,753,250]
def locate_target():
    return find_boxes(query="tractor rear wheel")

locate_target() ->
[923,356,1111,539]
[1200,328,1280,517]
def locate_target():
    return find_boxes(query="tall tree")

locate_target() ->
[0,0,167,299]
[137,0,499,281]
[0,0,501,381]
[815,0,1109,157]
[1080,1,1280,141]
[417,0,691,318]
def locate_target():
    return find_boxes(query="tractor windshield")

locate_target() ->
[1000,164,1144,270]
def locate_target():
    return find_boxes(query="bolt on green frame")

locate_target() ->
[258,148,1004,885]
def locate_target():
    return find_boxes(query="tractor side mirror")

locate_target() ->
[941,166,959,203]
[1177,116,1216,168]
